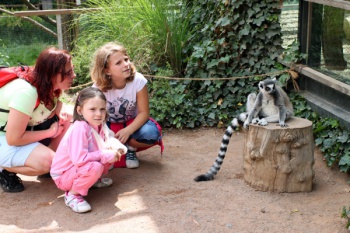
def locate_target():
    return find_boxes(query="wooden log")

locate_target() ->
[243,117,315,193]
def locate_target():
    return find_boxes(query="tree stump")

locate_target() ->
[243,117,315,193]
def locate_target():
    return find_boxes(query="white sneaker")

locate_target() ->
[126,151,139,168]
[64,192,91,213]
[92,177,113,188]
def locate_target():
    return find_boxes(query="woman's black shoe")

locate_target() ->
[0,170,24,192]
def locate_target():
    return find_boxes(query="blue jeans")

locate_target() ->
[131,119,161,144]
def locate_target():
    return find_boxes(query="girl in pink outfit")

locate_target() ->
[50,87,127,213]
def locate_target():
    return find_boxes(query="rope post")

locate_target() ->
[56,14,63,50]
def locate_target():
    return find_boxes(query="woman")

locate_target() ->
[0,47,75,192]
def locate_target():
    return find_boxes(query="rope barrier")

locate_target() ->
[69,69,291,90]
[143,69,289,81]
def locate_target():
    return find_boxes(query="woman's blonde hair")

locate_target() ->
[91,42,136,92]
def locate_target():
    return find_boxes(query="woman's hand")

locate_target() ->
[115,128,133,144]
[51,112,71,138]
[50,121,64,138]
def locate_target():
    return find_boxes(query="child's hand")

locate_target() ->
[102,149,122,163]
[114,150,123,162]
[110,149,124,162]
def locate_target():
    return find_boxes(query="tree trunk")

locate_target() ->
[322,6,347,70]
[243,117,315,193]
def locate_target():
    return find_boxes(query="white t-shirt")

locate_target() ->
[101,72,147,124]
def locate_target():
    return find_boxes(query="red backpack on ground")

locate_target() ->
[0,65,40,108]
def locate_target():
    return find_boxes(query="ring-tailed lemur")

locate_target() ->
[194,78,294,182]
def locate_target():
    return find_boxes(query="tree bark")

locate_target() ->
[243,117,315,193]
[322,6,347,70]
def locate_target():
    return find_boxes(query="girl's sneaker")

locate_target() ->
[92,177,113,188]
[64,192,91,213]
[126,151,139,169]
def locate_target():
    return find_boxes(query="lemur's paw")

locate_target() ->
[243,122,249,129]
[252,118,259,124]
[258,119,268,126]
[277,123,289,128]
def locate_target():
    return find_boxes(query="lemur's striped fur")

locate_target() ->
[194,78,294,182]
[194,114,246,182]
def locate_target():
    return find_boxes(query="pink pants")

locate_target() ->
[53,161,110,196]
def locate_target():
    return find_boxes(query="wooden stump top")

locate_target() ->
[251,117,312,130]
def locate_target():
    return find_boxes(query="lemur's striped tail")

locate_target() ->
[194,118,240,182]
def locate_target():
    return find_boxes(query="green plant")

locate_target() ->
[290,92,350,173]
[281,40,307,65]
[3,43,52,66]
[341,206,350,229]
[0,41,10,67]
[148,0,289,128]
[184,0,283,79]
[278,40,307,88]
[72,0,192,87]
[0,14,56,47]
[0,13,57,66]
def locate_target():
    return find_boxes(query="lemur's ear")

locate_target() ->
[271,77,277,81]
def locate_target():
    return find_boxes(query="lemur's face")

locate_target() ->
[258,79,276,95]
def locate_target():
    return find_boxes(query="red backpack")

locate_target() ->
[0,65,40,108]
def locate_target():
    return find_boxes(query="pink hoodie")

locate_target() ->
[50,120,116,179]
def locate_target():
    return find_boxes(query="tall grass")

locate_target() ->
[0,14,57,66]
[72,0,192,77]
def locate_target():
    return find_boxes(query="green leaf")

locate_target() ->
[338,133,349,143]
[253,17,264,26]
[206,60,219,69]
[315,137,324,146]
[217,16,231,27]
[339,155,350,166]
[208,112,215,120]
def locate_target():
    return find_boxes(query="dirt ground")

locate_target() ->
[1,127,350,233]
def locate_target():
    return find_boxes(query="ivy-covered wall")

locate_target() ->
[149,0,287,128]
[184,0,283,78]
[149,0,350,175]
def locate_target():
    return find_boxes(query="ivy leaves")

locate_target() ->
[291,93,350,173]
[185,0,283,79]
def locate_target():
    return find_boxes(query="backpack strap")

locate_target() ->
[0,98,40,132]
[0,108,9,113]
[0,122,7,131]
